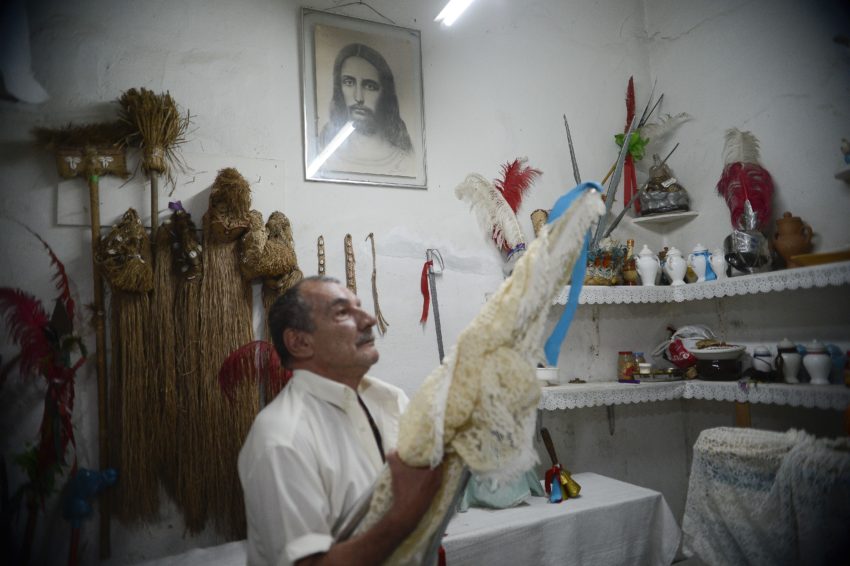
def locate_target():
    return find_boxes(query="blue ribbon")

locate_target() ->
[543,182,603,366]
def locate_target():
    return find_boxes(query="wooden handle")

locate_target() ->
[540,427,559,467]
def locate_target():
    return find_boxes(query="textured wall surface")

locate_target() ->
[1,0,848,563]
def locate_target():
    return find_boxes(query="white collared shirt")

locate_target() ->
[238,370,408,566]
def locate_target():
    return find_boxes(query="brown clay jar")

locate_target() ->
[774,212,813,267]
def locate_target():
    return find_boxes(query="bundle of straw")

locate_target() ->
[169,209,207,532]
[199,168,257,538]
[119,88,191,235]
[150,222,179,498]
[118,88,190,182]
[98,209,159,523]
[239,210,303,338]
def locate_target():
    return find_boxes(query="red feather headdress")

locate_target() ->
[218,341,291,402]
[716,129,775,231]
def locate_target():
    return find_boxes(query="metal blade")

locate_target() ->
[563,114,582,185]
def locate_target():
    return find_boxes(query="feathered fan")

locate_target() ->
[716,129,775,231]
[455,158,541,257]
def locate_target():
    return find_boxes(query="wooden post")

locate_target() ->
[88,173,111,559]
[735,401,751,427]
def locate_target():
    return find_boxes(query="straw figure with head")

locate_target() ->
[239,210,303,341]
[96,208,158,523]
[160,204,209,532]
[198,167,258,538]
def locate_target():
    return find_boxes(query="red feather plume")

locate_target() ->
[494,158,542,213]
[218,341,292,402]
[716,163,775,230]
[28,228,75,322]
[624,76,636,130]
[0,288,51,380]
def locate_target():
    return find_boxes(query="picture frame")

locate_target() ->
[301,8,427,188]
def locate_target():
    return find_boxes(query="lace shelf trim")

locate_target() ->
[539,380,850,411]
[554,260,850,305]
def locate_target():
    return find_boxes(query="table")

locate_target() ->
[138,474,680,566]
[443,472,681,566]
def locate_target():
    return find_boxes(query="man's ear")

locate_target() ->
[283,328,313,360]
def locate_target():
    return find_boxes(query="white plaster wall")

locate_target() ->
[0,0,651,563]
[640,0,850,254]
[1,0,848,564]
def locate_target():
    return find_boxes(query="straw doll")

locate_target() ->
[96,208,158,522]
[239,210,303,342]
[198,168,257,537]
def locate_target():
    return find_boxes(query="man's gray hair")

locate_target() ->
[269,275,340,368]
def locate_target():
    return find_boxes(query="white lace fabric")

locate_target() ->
[555,260,850,304]
[682,426,850,565]
[352,190,605,564]
[540,381,850,411]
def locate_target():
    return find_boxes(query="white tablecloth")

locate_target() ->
[137,473,679,566]
[443,472,681,566]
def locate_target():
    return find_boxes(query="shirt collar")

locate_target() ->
[292,369,368,410]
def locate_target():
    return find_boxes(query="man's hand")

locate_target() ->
[296,453,443,566]
[385,451,443,537]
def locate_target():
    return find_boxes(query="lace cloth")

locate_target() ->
[540,381,850,411]
[555,260,850,304]
[351,190,605,564]
[682,427,850,565]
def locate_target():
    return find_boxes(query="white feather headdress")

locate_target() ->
[455,173,526,252]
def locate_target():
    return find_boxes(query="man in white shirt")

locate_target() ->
[238,276,442,566]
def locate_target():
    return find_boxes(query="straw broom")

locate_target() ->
[118,88,190,234]
[33,121,130,559]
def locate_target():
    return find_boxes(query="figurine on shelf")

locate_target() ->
[639,153,691,216]
[841,138,850,164]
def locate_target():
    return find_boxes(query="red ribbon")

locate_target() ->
[420,260,433,323]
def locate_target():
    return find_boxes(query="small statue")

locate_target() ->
[841,138,850,164]
[638,153,691,216]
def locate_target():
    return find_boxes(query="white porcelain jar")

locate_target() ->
[636,245,661,286]
[664,247,687,286]
[803,340,832,385]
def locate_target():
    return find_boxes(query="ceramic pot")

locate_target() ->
[774,212,813,267]
[775,338,801,383]
[688,243,716,282]
[636,245,661,286]
[664,247,687,286]
[710,248,727,280]
[803,340,831,385]
[752,345,774,380]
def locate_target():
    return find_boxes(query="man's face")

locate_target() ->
[301,280,379,377]
[340,56,382,133]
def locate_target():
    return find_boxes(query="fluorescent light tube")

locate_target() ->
[435,0,476,26]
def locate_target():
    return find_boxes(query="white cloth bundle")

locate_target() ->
[683,426,850,566]
[351,189,605,564]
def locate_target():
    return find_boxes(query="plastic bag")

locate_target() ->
[652,325,716,368]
